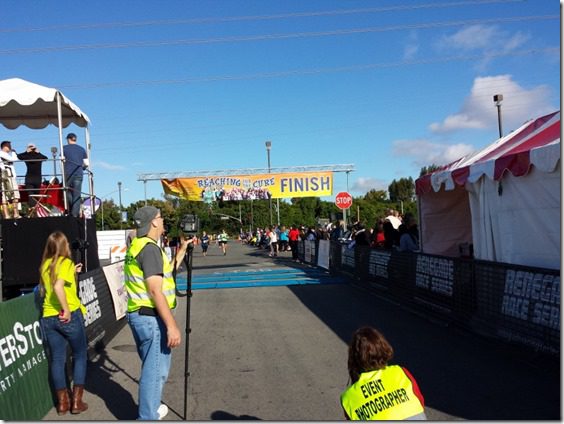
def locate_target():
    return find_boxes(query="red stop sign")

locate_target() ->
[335,192,353,210]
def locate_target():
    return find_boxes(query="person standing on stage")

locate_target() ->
[18,143,48,207]
[0,140,21,219]
[63,133,88,217]
[124,206,189,420]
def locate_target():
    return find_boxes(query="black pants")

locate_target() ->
[25,179,42,206]
[289,240,299,260]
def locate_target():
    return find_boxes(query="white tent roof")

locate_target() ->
[416,111,560,195]
[0,78,90,129]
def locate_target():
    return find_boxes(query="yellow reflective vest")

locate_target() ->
[340,365,425,420]
[124,237,176,313]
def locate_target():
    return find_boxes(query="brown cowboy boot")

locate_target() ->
[71,385,89,414]
[55,388,71,415]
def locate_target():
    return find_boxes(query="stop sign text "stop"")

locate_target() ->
[335,192,352,209]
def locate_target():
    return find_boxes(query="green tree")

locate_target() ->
[419,164,442,176]
[95,199,121,230]
[388,177,415,203]
[363,189,387,202]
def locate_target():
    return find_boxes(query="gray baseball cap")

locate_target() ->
[133,206,160,237]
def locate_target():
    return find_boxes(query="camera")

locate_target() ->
[71,239,89,250]
[180,214,199,235]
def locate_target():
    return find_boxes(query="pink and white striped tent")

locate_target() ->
[415,111,560,269]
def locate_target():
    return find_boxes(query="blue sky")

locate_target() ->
[1,0,560,207]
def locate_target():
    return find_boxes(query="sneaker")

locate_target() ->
[157,404,169,420]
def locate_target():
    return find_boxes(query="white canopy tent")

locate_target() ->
[0,77,93,212]
[416,111,560,270]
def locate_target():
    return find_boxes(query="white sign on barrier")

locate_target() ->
[102,262,128,320]
[318,240,330,270]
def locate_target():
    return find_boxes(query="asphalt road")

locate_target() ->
[43,241,560,420]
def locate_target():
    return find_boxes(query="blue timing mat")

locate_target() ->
[175,267,346,290]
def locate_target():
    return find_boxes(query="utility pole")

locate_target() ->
[265,141,273,226]
[118,181,123,229]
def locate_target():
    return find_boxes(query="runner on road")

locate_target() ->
[218,229,228,255]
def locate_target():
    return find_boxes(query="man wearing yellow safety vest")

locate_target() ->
[341,327,427,420]
[124,206,189,420]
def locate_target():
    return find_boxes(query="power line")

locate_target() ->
[0,14,556,56]
[0,0,525,33]
[56,47,558,91]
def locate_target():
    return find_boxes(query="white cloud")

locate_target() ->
[436,25,531,71]
[503,32,530,53]
[439,24,498,51]
[351,177,388,193]
[437,24,530,53]
[403,31,419,60]
[94,161,125,171]
[392,138,475,168]
[429,75,554,134]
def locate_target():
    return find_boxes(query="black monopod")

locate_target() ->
[172,214,199,420]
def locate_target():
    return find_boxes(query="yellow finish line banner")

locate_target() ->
[162,171,333,201]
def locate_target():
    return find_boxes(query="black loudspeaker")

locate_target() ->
[1,216,100,298]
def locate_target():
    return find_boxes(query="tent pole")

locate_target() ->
[85,126,95,217]
[56,92,68,213]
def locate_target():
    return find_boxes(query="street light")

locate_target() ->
[100,187,128,231]
[265,141,273,226]
[493,94,503,138]
[118,181,123,229]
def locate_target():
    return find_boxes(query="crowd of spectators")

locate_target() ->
[240,207,419,259]
[342,208,420,252]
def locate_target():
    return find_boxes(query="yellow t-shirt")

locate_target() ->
[41,257,86,318]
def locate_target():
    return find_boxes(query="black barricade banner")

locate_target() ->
[500,268,560,330]
[341,245,355,269]
[328,241,560,356]
[78,268,117,352]
[368,250,392,289]
[0,294,52,420]
[413,254,456,314]
[467,262,559,355]
[298,241,305,261]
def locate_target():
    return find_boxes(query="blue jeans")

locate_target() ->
[127,311,172,420]
[66,174,83,217]
[40,310,88,390]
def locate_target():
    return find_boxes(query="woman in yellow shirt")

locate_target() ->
[39,231,88,415]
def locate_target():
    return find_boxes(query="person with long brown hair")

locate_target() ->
[39,231,88,415]
[341,326,426,420]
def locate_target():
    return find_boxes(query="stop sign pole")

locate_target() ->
[335,192,352,226]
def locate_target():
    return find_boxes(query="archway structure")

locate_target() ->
[138,163,355,225]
